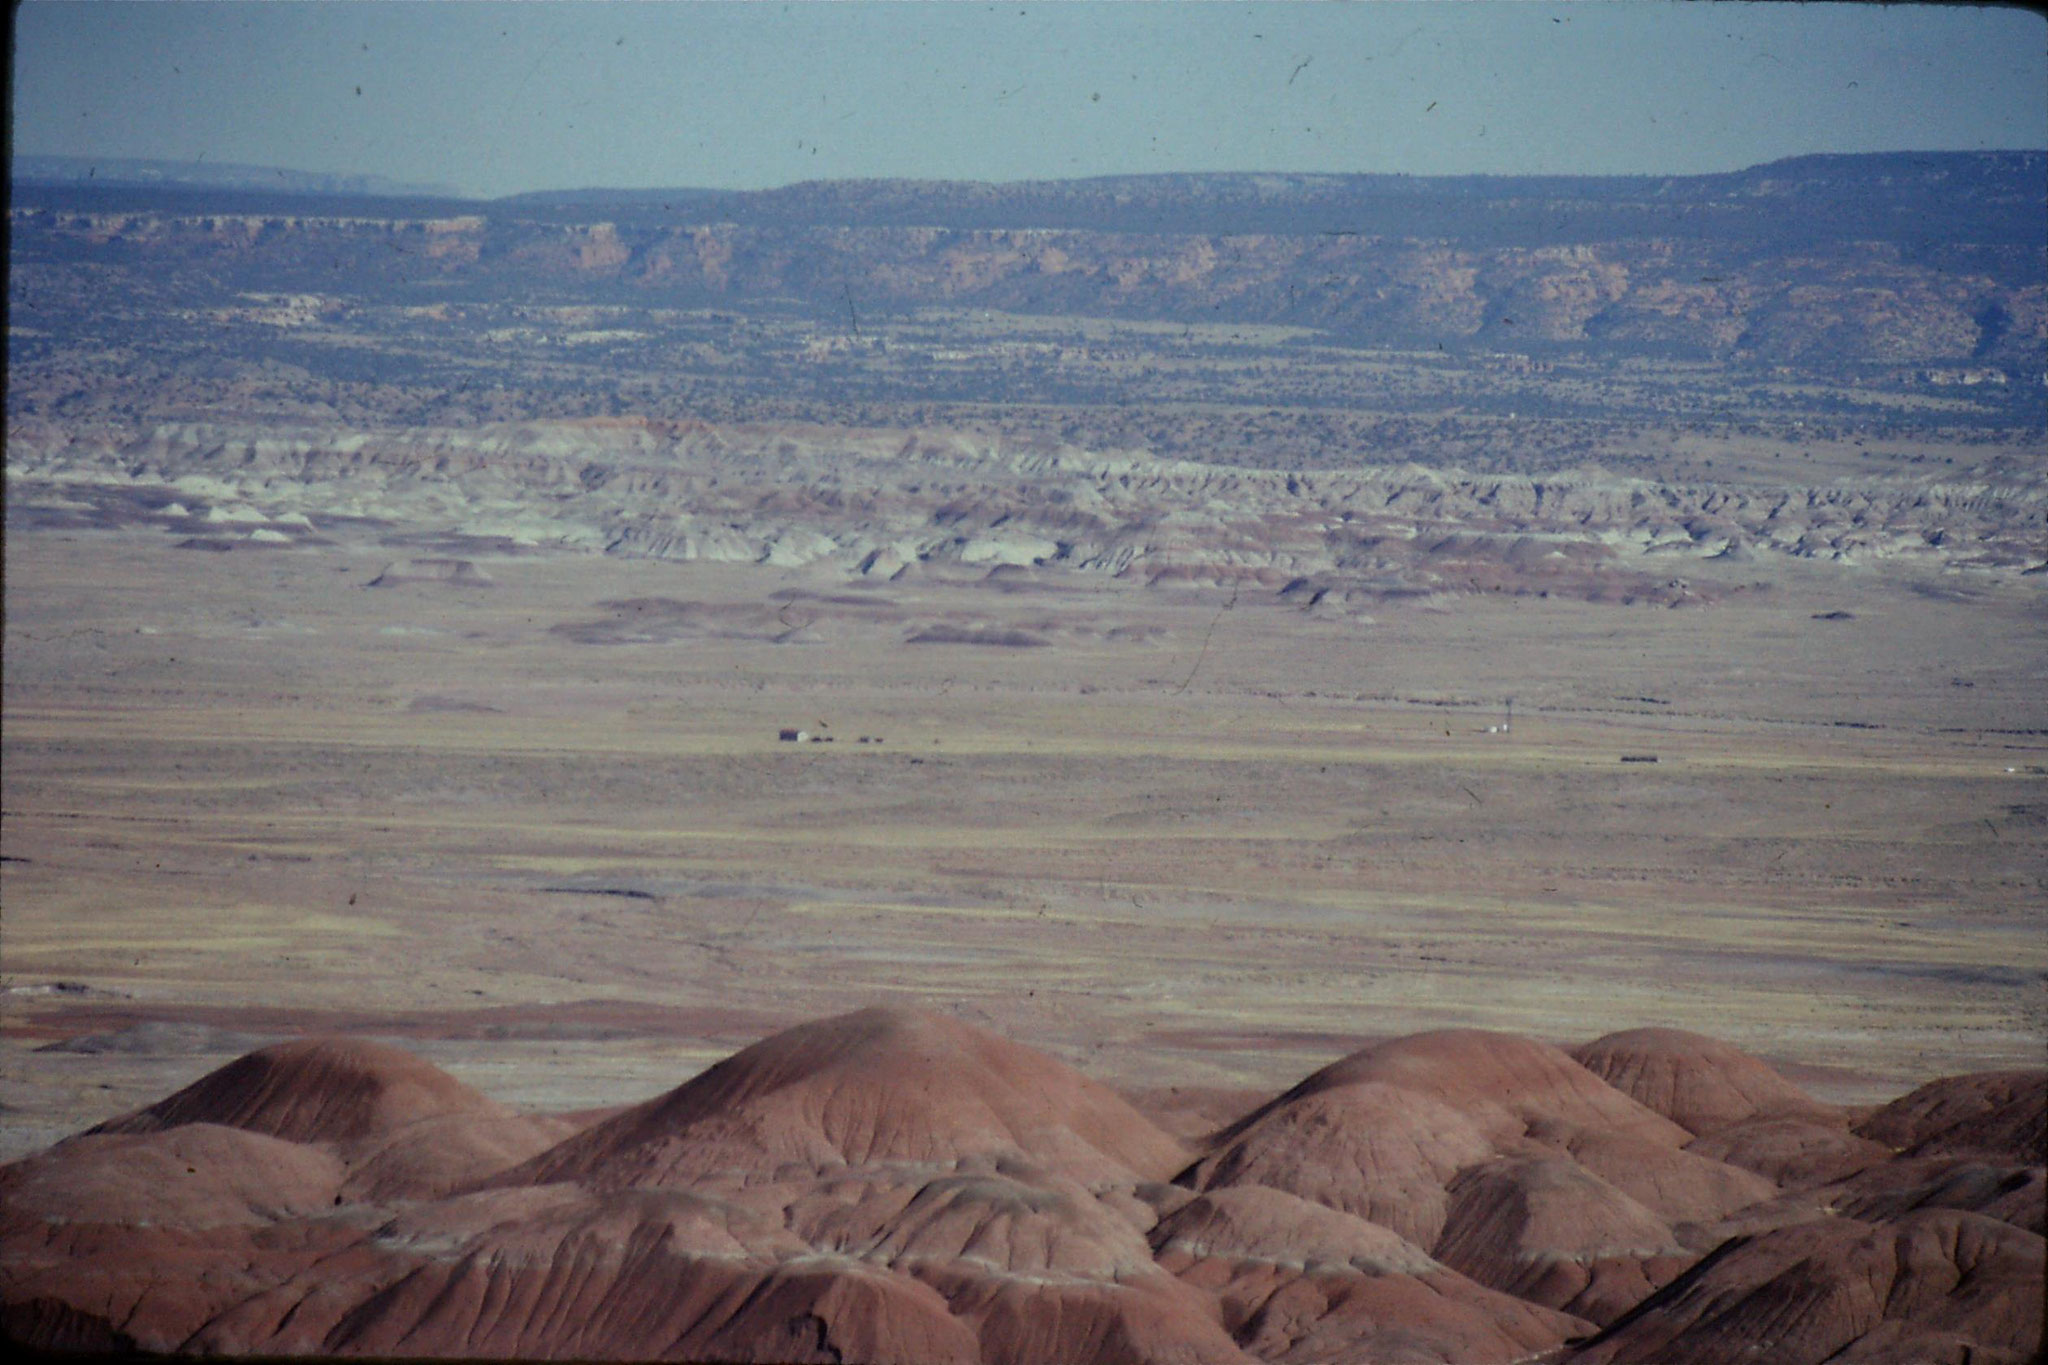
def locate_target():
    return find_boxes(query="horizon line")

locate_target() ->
[11,147,2047,206]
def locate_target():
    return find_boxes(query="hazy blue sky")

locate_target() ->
[12,1,2045,198]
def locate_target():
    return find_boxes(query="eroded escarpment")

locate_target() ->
[3,1011,2040,1364]
[13,152,2046,371]
[10,416,2043,611]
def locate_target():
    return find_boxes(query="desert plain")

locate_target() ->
[5,494,2044,1144]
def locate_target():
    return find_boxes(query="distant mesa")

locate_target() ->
[2,1013,2041,1364]
[10,153,457,199]
[368,556,494,587]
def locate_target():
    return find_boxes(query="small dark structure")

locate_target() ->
[1620,754,1660,763]
[778,729,801,742]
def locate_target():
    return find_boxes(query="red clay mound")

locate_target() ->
[385,1182,804,1262]
[1433,1155,1696,1326]
[1564,1208,2045,1365]
[184,1182,963,1359]
[1120,1085,1275,1145]
[85,1034,573,1200]
[509,1005,1191,1189]
[1572,1027,1839,1137]
[2,1220,367,1355]
[1823,1156,2046,1236]
[1683,1116,1892,1188]
[930,1271,1249,1365]
[796,1164,1158,1279]
[675,1262,982,1365]
[0,1123,344,1228]
[1853,1069,2046,1161]
[1152,1185,1589,1364]
[181,1183,807,1355]
[1277,1030,1693,1149]
[92,1035,512,1146]
[1184,1030,1693,1250]
[1520,1117,1780,1225]
[6,1017,2040,1363]
[1153,1185,1443,1278]
[337,1109,581,1201]
[786,1160,1251,1364]
[1658,1152,2046,1256]
[1185,1081,1495,1247]
[325,1246,980,1364]
[0,1125,358,1355]
[1,1296,138,1355]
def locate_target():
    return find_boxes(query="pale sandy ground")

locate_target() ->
[3,526,2043,1159]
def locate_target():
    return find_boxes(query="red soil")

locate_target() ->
[2,1010,2040,1364]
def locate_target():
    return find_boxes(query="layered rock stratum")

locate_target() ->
[2,1010,2040,1363]
[10,414,2044,609]
[12,153,2046,369]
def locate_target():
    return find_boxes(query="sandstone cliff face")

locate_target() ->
[13,152,2044,369]
[13,209,2038,369]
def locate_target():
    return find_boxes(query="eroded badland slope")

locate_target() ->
[3,1014,2041,1363]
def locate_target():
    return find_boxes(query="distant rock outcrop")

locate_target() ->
[12,413,2045,601]
[16,152,2045,367]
